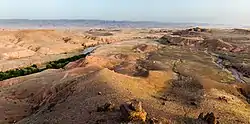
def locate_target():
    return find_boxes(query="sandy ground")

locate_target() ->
[0,28,250,124]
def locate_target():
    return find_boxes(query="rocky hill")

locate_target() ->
[0,28,250,124]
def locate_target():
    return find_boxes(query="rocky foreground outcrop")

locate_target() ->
[120,99,147,122]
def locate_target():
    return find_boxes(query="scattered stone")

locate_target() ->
[97,102,115,112]
[133,66,149,77]
[47,102,56,111]
[157,95,173,102]
[218,96,228,103]
[129,99,143,112]
[31,105,40,112]
[190,101,198,106]
[161,102,166,105]
[120,99,147,122]
[188,98,199,106]
[149,117,162,124]
[98,92,102,95]
[62,37,72,43]
[197,112,218,124]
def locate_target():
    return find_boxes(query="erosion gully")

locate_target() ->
[208,52,248,84]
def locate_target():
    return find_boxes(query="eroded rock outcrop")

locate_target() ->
[120,99,147,123]
[197,112,218,124]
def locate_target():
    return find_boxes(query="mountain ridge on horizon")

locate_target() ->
[0,19,247,28]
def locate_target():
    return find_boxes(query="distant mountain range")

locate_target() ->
[0,19,245,29]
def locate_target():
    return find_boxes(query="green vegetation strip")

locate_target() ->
[0,54,88,81]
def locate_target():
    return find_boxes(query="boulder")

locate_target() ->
[120,99,147,122]
[97,102,115,112]
[197,112,218,124]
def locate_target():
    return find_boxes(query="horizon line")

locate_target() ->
[0,18,214,24]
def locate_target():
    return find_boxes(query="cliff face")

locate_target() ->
[0,28,250,124]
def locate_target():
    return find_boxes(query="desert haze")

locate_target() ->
[0,27,250,124]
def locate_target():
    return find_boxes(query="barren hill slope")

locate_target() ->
[0,28,250,124]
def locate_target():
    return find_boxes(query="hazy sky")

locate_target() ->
[0,0,249,24]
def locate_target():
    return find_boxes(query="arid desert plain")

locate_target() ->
[0,27,250,124]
